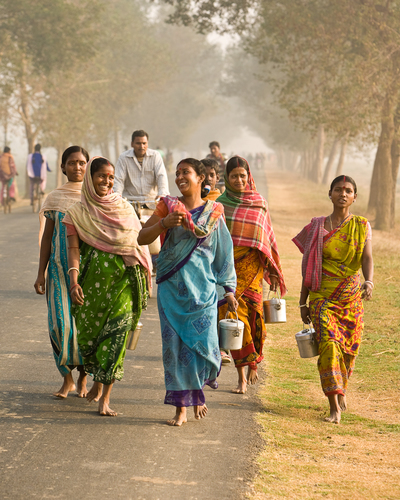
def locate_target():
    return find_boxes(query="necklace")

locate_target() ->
[329,214,351,231]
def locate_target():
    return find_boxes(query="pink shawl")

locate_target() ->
[63,157,152,274]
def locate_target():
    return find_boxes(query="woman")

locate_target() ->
[293,175,373,424]
[138,158,237,427]
[218,156,286,394]
[63,157,152,416]
[34,146,89,398]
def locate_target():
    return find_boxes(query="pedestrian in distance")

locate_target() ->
[293,175,374,424]
[63,157,152,416]
[27,144,50,205]
[34,146,90,398]
[138,158,237,427]
[218,156,286,394]
[0,146,17,204]
[206,141,227,193]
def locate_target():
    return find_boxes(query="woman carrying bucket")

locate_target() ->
[218,156,286,394]
[138,158,237,426]
[293,175,373,424]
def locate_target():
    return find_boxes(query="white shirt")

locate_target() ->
[114,148,169,202]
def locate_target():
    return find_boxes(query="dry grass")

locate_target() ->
[249,171,400,500]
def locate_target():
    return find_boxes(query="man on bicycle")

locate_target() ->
[114,130,169,203]
[27,144,49,205]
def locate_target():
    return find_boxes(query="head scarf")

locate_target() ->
[217,156,286,296]
[63,156,152,274]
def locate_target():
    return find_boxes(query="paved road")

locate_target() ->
[0,197,262,499]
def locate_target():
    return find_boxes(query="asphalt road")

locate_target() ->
[0,195,263,499]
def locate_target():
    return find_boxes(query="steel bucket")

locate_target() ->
[295,325,318,358]
[263,291,286,324]
[219,311,244,351]
[126,321,143,351]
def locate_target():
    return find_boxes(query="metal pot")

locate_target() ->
[219,311,244,351]
[295,324,319,358]
[263,291,286,324]
[126,321,143,351]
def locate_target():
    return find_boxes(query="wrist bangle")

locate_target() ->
[364,280,374,288]
[159,218,167,229]
[269,274,279,278]
[70,283,79,293]
[68,267,80,275]
[224,292,234,298]
[299,303,308,308]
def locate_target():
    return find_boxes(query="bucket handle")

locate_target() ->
[302,322,317,345]
[267,289,282,309]
[225,310,239,326]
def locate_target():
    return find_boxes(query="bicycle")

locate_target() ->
[32,177,43,213]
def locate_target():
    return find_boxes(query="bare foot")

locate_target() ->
[338,394,347,412]
[87,381,103,402]
[77,371,88,398]
[247,367,259,385]
[53,374,76,398]
[324,410,341,424]
[167,407,187,426]
[194,404,208,420]
[98,398,117,416]
[232,380,247,394]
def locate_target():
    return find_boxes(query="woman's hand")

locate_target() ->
[361,282,373,301]
[163,211,186,228]
[269,276,279,293]
[70,284,85,306]
[300,305,311,325]
[226,294,238,312]
[34,274,46,295]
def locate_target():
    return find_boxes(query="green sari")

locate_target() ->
[73,242,147,384]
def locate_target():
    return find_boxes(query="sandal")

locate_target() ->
[220,350,231,364]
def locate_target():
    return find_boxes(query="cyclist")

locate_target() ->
[27,144,50,205]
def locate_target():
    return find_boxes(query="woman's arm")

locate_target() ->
[34,218,55,294]
[67,234,84,306]
[361,239,373,301]
[267,262,279,293]
[299,279,311,324]
[137,211,186,245]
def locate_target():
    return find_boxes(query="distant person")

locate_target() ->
[114,130,169,203]
[0,146,17,204]
[27,144,50,205]
[206,141,227,192]
[34,146,90,398]
[201,158,221,202]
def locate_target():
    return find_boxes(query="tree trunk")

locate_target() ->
[101,141,110,160]
[312,125,325,183]
[322,136,340,185]
[56,147,66,188]
[335,131,349,177]
[374,95,396,230]
[114,127,120,162]
[390,136,400,227]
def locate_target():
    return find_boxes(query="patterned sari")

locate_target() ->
[293,215,370,396]
[155,198,236,407]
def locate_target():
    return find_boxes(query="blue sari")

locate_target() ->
[157,204,236,407]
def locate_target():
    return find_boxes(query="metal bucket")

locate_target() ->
[219,311,244,351]
[126,322,143,351]
[263,291,286,323]
[295,325,318,358]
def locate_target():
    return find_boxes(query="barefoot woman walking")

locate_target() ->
[138,158,237,426]
[293,175,373,424]
[218,156,286,394]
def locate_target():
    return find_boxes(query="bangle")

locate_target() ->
[70,283,79,293]
[224,292,234,298]
[299,303,308,308]
[159,218,167,229]
[68,267,79,275]
[269,274,279,278]
[364,280,374,288]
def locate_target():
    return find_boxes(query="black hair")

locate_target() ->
[131,130,149,142]
[90,157,115,176]
[201,157,219,175]
[61,146,89,168]
[226,156,249,176]
[209,141,220,149]
[176,158,208,197]
[34,144,41,152]
[330,175,357,194]
[3,146,10,153]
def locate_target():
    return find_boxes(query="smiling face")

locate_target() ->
[92,163,115,197]
[62,152,87,182]
[329,181,357,208]
[175,163,204,196]
[228,166,248,192]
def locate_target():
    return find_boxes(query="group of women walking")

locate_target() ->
[34,146,373,425]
